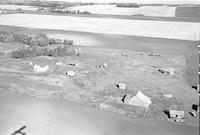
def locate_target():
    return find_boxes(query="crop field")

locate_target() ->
[0,13,199,41]
[69,5,177,17]
[0,4,38,11]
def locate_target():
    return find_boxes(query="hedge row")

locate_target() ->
[116,3,140,8]
[51,9,90,14]
[11,45,78,58]
[0,31,73,46]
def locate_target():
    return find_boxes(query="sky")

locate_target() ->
[41,0,200,4]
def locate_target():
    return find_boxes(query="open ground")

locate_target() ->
[0,2,199,135]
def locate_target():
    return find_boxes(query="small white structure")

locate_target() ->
[124,91,152,108]
[190,111,197,117]
[69,63,79,67]
[98,103,112,110]
[121,52,128,56]
[56,60,63,65]
[169,110,184,122]
[117,83,126,90]
[158,67,176,75]
[66,70,75,77]
[33,65,49,73]
[100,63,107,69]
[163,94,173,98]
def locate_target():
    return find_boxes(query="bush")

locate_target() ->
[0,31,15,42]
[16,8,24,13]
[55,39,62,44]
[47,45,74,57]
[81,11,90,14]
[49,38,57,45]
[11,47,39,58]
[63,39,73,45]
[13,33,32,45]
[68,40,73,45]
[31,34,50,46]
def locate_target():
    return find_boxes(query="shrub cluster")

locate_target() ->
[116,3,140,8]
[0,31,73,46]
[29,34,56,46]
[11,45,77,58]
[51,9,90,14]
[4,1,77,8]
[12,32,32,45]
[0,31,15,42]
